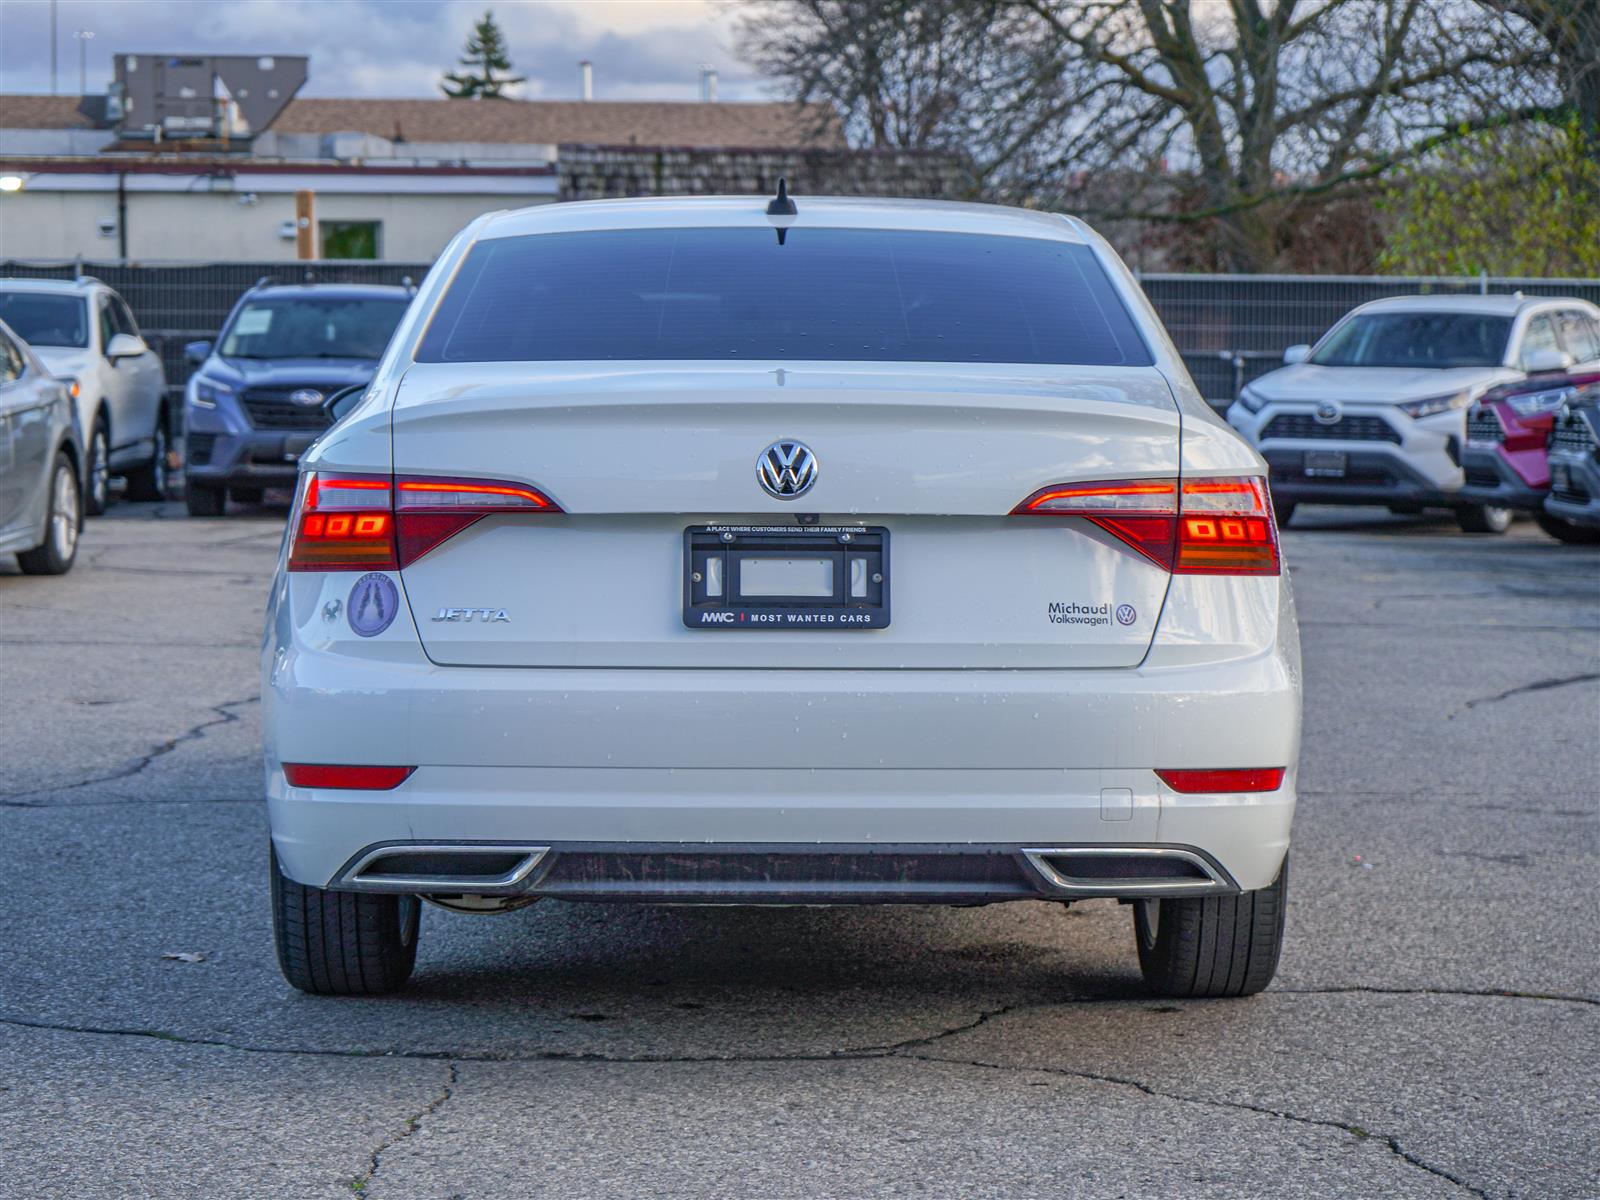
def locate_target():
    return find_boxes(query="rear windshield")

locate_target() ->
[416,228,1153,366]
[0,291,89,348]
[1312,312,1511,369]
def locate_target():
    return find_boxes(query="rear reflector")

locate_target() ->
[283,763,416,790]
[1156,767,1285,793]
[1013,475,1279,575]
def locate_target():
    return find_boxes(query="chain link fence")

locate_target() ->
[4,259,1597,407]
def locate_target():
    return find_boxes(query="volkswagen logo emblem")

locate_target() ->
[756,440,818,500]
[1313,401,1341,425]
[289,388,325,407]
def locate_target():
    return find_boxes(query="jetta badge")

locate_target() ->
[756,440,818,500]
[289,388,325,407]
[1313,401,1341,424]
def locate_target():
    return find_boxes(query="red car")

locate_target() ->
[1460,370,1600,540]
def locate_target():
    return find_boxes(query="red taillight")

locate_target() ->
[283,763,415,790]
[1174,477,1279,575]
[1013,475,1279,576]
[1156,767,1285,793]
[394,476,558,566]
[287,474,398,572]
[1012,477,1179,568]
[287,472,561,571]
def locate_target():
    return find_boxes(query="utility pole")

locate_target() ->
[74,28,94,95]
[50,1,58,95]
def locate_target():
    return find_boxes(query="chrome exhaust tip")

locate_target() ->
[338,844,549,893]
[1020,847,1235,897]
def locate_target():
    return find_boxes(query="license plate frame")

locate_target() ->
[683,525,890,630]
[1303,450,1347,478]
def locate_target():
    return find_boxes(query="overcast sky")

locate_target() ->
[0,0,777,102]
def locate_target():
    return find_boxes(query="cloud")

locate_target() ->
[0,0,776,100]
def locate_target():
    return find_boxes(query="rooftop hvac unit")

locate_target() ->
[112,54,308,142]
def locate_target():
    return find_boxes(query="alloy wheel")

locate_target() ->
[51,462,79,559]
[90,427,109,510]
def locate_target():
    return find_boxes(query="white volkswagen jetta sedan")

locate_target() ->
[263,195,1301,999]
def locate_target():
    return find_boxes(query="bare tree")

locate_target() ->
[738,0,1566,269]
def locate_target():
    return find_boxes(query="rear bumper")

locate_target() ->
[264,625,1301,896]
[324,840,1242,904]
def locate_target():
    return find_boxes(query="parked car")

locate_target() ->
[182,282,412,516]
[263,196,1300,999]
[1226,295,1600,533]
[1542,386,1600,541]
[0,317,83,574]
[0,277,170,514]
[1459,369,1600,535]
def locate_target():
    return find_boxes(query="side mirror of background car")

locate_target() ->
[1283,344,1311,365]
[105,332,148,361]
[184,340,213,366]
[323,384,367,423]
[1524,348,1573,375]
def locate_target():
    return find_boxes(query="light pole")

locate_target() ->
[74,28,94,96]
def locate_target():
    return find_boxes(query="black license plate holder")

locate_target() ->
[1304,450,1347,478]
[683,525,889,630]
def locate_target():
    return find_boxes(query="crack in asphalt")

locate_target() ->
[0,793,263,811]
[897,1052,1489,1198]
[2,983,1591,1065]
[1456,672,1600,715]
[0,696,259,804]
[0,1007,1497,1197]
[0,1005,1021,1066]
[1275,985,1598,1007]
[352,1061,458,1195]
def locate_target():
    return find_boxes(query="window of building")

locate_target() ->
[320,221,382,260]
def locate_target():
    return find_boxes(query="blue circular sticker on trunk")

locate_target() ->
[348,572,399,637]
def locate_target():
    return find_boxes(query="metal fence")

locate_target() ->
[3,259,1597,406]
[1139,273,1600,402]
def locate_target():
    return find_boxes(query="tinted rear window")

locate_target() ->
[417,228,1153,366]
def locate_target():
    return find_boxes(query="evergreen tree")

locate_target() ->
[440,10,526,99]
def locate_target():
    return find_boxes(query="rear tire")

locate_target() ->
[270,845,419,996]
[1456,504,1513,534]
[123,412,169,501]
[1273,501,1295,529]
[1535,512,1600,544]
[1135,860,1287,998]
[84,414,110,516]
[185,480,226,517]
[229,485,264,505]
[17,452,82,576]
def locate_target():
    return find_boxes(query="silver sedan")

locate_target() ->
[0,317,83,575]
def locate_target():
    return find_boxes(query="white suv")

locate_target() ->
[263,196,1301,999]
[0,278,170,513]
[1227,295,1600,532]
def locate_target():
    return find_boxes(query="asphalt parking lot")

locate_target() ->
[0,499,1595,1200]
